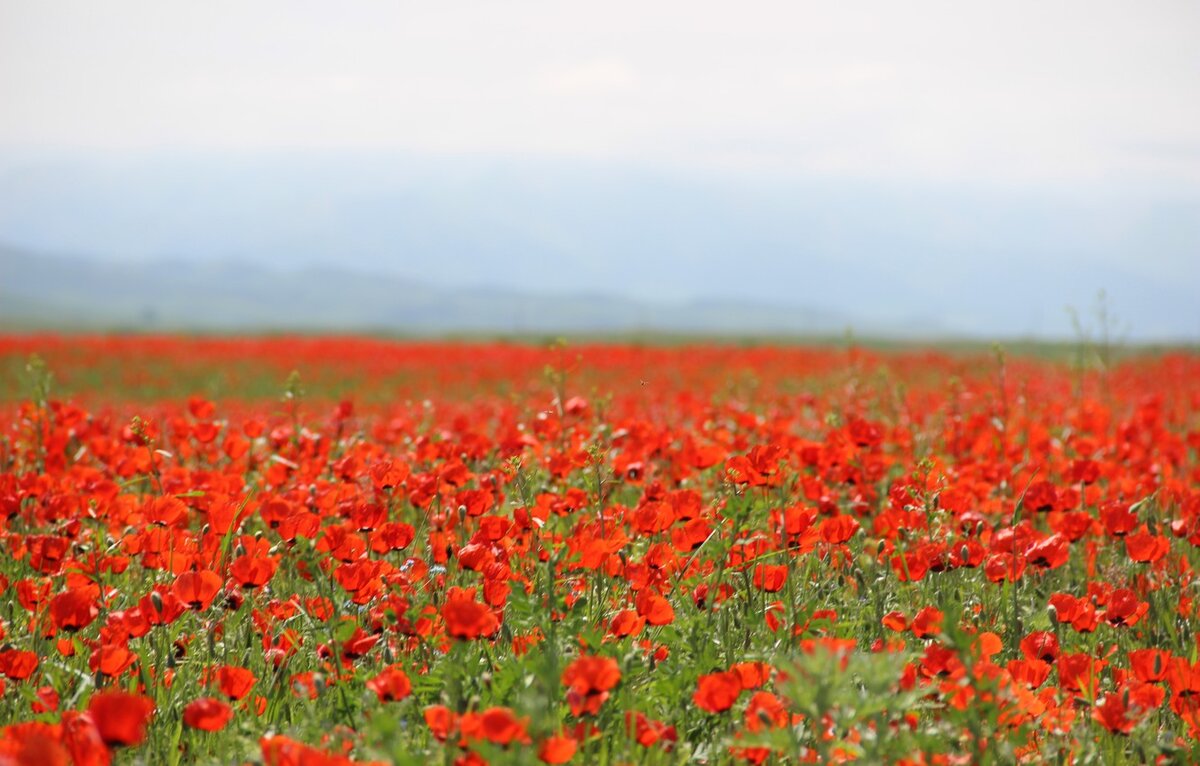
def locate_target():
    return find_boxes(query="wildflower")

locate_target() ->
[216,665,256,701]
[183,697,234,731]
[366,665,412,702]
[562,655,621,716]
[87,691,154,746]
[538,734,578,764]
[693,671,742,713]
[442,588,500,640]
[173,569,222,611]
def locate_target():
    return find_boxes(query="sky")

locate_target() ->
[2,1,1198,338]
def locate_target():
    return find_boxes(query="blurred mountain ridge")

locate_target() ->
[1,242,872,335]
[1,153,1197,340]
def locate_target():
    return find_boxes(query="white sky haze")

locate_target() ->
[2,1,1198,186]
[1,1,1198,338]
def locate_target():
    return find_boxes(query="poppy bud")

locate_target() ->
[150,592,164,614]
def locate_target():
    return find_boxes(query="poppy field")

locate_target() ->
[0,334,1198,765]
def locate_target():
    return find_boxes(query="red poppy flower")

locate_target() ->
[919,644,964,679]
[1102,589,1149,627]
[216,665,257,700]
[88,644,137,678]
[1025,533,1071,569]
[752,564,787,593]
[609,609,645,639]
[182,697,234,731]
[139,588,185,626]
[0,649,38,680]
[1048,593,1098,633]
[625,711,678,749]
[562,655,621,716]
[49,586,100,632]
[1128,648,1170,683]
[32,685,60,713]
[87,690,154,746]
[1125,533,1169,564]
[366,665,412,702]
[424,705,457,742]
[61,711,108,766]
[369,459,411,491]
[1057,653,1106,695]
[260,735,341,766]
[910,606,944,639]
[1092,692,1139,734]
[1100,502,1138,537]
[1019,631,1059,663]
[1167,657,1200,715]
[730,662,772,690]
[339,626,380,661]
[230,554,278,589]
[370,522,416,554]
[1007,659,1052,689]
[142,496,188,527]
[538,734,578,764]
[818,515,860,545]
[743,691,789,732]
[984,553,1025,583]
[460,707,531,746]
[0,723,71,766]
[972,632,1003,662]
[693,671,742,713]
[173,570,222,611]
[881,611,908,632]
[634,590,675,626]
[289,672,318,701]
[442,589,500,640]
[1023,481,1059,513]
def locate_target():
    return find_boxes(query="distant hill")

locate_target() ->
[1,243,869,335]
[2,154,1197,340]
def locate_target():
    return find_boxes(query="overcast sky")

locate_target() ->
[1,2,1198,338]
[3,1,1198,187]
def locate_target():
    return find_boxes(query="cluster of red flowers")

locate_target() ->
[0,336,1198,764]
